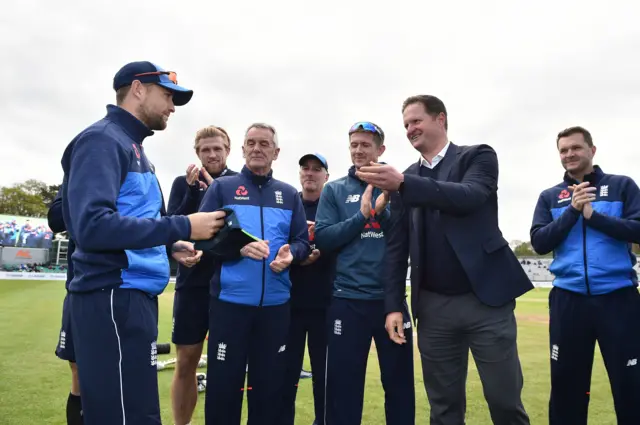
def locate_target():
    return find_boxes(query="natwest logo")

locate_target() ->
[15,249,32,259]
[557,189,571,203]
[234,185,250,200]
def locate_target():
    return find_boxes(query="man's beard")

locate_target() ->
[137,105,166,131]
[204,162,225,176]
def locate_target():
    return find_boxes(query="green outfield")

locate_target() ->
[0,281,617,424]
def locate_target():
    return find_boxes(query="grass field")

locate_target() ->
[0,280,619,424]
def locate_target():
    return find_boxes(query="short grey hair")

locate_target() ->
[244,122,279,147]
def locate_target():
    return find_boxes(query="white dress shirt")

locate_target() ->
[419,141,450,169]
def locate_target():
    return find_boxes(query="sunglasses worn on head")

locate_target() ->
[349,121,385,141]
[134,71,178,85]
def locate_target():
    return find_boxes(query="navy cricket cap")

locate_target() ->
[193,208,260,255]
[299,152,329,171]
[112,61,194,106]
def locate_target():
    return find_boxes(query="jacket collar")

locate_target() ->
[104,104,154,144]
[241,165,273,186]
[563,165,604,185]
[299,192,320,207]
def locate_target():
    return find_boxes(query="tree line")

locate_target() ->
[0,180,60,218]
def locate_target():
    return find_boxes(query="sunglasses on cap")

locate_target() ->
[134,71,178,85]
[349,121,385,142]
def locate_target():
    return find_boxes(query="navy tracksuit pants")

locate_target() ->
[70,288,161,425]
[549,286,640,425]
[325,297,415,425]
[205,297,290,425]
[279,307,327,425]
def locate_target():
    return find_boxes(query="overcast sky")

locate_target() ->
[2,0,639,241]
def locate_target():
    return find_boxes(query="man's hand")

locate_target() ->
[241,240,270,260]
[569,182,596,212]
[360,185,374,219]
[300,249,321,266]
[199,168,213,189]
[385,312,407,345]
[186,164,200,186]
[171,241,202,268]
[356,162,404,192]
[270,244,293,273]
[188,210,226,240]
[582,202,594,219]
[374,190,389,215]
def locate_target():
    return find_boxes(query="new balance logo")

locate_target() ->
[627,358,637,367]
[551,344,559,361]
[217,342,227,361]
[403,321,411,330]
[278,345,286,353]
[600,185,609,197]
[334,319,342,335]
[275,190,283,205]
[345,194,360,203]
[59,330,66,349]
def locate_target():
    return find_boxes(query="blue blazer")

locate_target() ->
[383,142,533,323]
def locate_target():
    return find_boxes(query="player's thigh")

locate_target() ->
[55,293,76,362]
[172,287,210,346]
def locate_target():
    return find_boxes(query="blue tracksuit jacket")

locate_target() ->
[60,105,191,295]
[198,165,310,306]
[314,166,391,300]
[530,166,640,295]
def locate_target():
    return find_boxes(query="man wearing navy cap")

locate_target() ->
[315,122,415,424]
[279,152,335,425]
[59,61,227,425]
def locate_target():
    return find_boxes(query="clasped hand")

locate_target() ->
[569,182,596,219]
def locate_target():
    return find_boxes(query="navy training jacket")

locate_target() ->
[198,165,310,306]
[314,166,391,300]
[60,105,191,295]
[289,193,337,309]
[167,167,238,290]
[530,166,640,295]
[47,185,75,291]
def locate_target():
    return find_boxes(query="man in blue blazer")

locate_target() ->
[356,95,533,425]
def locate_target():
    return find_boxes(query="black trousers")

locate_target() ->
[205,297,290,425]
[549,286,640,425]
[278,307,327,425]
